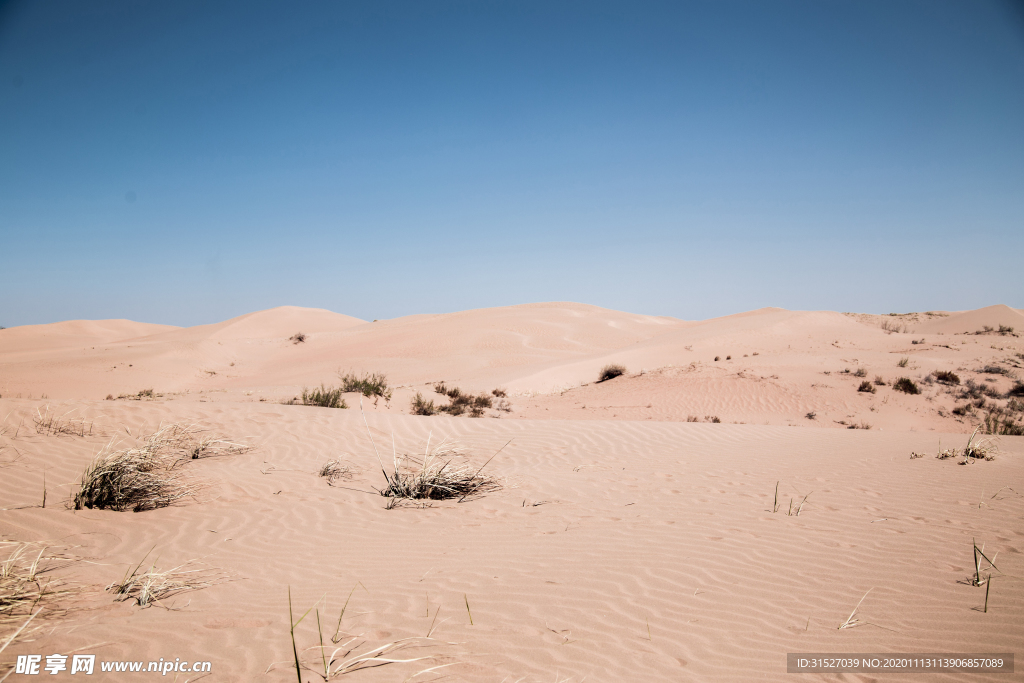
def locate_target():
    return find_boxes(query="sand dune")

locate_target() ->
[913,304,1024,335]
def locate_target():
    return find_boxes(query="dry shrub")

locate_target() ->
[857,381,876,393]
[936,429,997,463]
[302,385,348,409]
[597,364,626,382]
[339,371,392,405]
[72,424,251,512]
[892,377,920,394]
[933,370,961,385]
[410,392,437,416]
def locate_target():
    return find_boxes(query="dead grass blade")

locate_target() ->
[107,555,226,608]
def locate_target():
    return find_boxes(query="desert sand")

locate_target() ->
[1,303,1022,682]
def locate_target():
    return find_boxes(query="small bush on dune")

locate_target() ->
[301,384,348,409]
[892,377,920,395]
[410,392,437,416]
[853,368,867,378]
[857,381,876,393]
[427,383,493,417]
[598,364,627,382]
[897,357,909,368]
[491,388,507,397]
[873,376,886,386]
[933,370,960,385]
[339,371,392,405]
[979,365,1009,375]
[290,332,306,344]
[1007,382,1024,398]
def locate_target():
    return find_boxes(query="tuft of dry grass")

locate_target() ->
[107,551,225,608]
[317,460,351,485]
[892,377,919,394]
[72,424,251,512]
[1,542,79,652]
[362,405,505,505]
[935,429,996,463]
[33,406,95,437]
[857,381,876,393]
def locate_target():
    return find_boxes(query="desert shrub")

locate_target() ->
[933,370,960,385]
[1008,398,1024,412]
[339,371,392,405]
[598,364,627,382]
[984,411,1024,436]
[854,367,867,378]
[290,332,306,344]
[714,356,720,362]
[897,357,909,368]
[873,376,886,386]
[805,411,816,420]
[892,377,920,395]
[857,381,876,393]
[302,384,348,409]
[979,365,1009,375]
[881,320,908,333]
[491,388,507,397]
[847,422,872,430]
[1008,382,1024,398]
[706,415,721,423]
[952,404,972,416]
[410,392,437,416]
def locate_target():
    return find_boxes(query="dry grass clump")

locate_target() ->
[933,370,961,385]
[1,542,78,651]
[410,392,437,416]
[597,364,626,382]
[318,460,351,485]
[290,332,306,344]
[853,367,867,378]
[302,385,348,409]
[339,371,392,405]
[892,377,920,394]
[361,410,505,506]
[379,436,502,504]
[72,424,250,512]
[935,429,997,463]
[881,319,908,333]
[1009,382,1024,398]
[107,553,224,608]
[873,375,886,386]
[857,381,876,393]
[33,406,95,437]
[897,357,909,368]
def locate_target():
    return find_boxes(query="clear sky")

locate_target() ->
[1,0,1022,327]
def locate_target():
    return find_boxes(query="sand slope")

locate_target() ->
[0,400,1020,682]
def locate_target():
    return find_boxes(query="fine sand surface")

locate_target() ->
[1,303,1022,682]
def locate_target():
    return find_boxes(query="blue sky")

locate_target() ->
[1,0,1022,327]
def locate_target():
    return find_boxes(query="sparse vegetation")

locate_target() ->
[881,320,908,334]
[873,376,886,386]
[597,364,627,382]
[857,381,876,393]
[933,370,961,385]
[853,367,867,378]
[897,357,909,368]
[979,364,1010,375]
[428,383,493,417]
[339,371,392,405]
[805,411,816,420]
[892,377,920,395]
[936,429,996,463]
[491,388,507,397]
[847,422,872,430]
[302,385,348,409]
[290,332,306,344]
